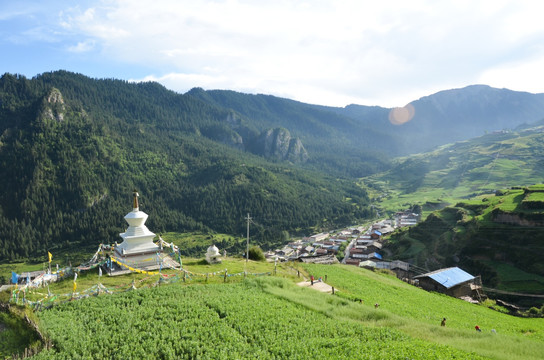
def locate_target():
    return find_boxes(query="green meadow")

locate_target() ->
[3,260,544,359]
[364,129,544,217]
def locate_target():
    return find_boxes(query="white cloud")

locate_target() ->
[23,0,544,105]
[478,53,544,94]
[67,39,95,52]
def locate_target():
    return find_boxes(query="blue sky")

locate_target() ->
[2,0,544,107]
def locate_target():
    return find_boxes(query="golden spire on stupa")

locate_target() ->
[133,189,139,210]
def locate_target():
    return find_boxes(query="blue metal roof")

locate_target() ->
[416,267,474,289]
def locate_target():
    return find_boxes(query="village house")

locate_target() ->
[350,251,382,261]
[369,230,382,240]
[345,258,361,266]
[390,260,411,278]
[333,234,353,241]
[315,248,329,256]
[395,210,420,227]
[310,232,329,242]
[373,221,395,235]
[329,237,348,243]
[357,241,382,254]
[359,260,412,278]
[276,247,294,257]
[299,246,315,255]
[287,240,304,249]
[356,237,373,245]
[414,267,483,299]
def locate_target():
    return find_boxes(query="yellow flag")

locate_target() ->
[73,281,77,292]
[48,251,52,263]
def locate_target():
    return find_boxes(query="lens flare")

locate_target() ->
[389,104,415,125]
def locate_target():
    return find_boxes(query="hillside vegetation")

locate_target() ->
[364,126,544,215]
[385,185,544,299]
[0,72,372,262]
[3,70,544,297]
[5,262,544,359]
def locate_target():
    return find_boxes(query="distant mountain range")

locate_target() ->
[1,70,544,262]
[193,84,544,158]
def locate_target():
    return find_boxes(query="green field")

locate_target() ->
[301,264,544,360]
[30,278,483,360]
[3,260,544,359]
[364,129,544,217]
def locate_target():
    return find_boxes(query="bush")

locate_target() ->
[248,246,265,261]
[529,307,540,315]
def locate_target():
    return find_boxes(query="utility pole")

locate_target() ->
[246,213,251,263]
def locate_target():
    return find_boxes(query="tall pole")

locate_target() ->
[246,213,251,263]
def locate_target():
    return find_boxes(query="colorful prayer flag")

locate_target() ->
[11,271,19,284]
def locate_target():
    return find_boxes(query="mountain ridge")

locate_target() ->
[2,70,544,264]
[0,71,372,261]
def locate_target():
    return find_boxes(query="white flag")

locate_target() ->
[99,267,102,277]
[74,273,78,282]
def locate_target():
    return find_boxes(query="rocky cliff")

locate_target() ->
[250,128,308,163]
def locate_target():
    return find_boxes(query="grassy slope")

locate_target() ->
[301,264,544,360]
[4,260,544,359]
[0,231,252,283]
[363,127,544,295]
[384,187,544,295]
[364,127,544,216]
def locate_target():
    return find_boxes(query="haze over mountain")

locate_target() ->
[1,70,544,263]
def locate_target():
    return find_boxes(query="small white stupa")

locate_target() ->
[205,245,222,264]
[114,190,162,270]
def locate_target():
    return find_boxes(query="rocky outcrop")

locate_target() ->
[39,87,66,122]
[285,137,309,163]
[250,128,308,163]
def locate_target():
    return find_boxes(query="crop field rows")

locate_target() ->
[33,278,483,359]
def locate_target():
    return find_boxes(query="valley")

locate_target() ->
[2,71,544,359]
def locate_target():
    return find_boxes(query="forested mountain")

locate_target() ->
[189,85,544,166]
[2,70,544,264]
[0,71,372,262]
[186,88,394,177]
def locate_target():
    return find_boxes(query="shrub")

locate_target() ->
[248,246,265,261]
[529,307,540,316]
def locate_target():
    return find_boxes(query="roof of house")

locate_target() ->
[369,242,382,249]
[359,260,377,267]
[19,270,46,278]
[414,267,475,289]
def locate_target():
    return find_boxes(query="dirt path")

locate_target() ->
[296,280,335,293]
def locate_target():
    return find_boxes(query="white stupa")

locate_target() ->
[114,191,162,270]
[206,245,222,264]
